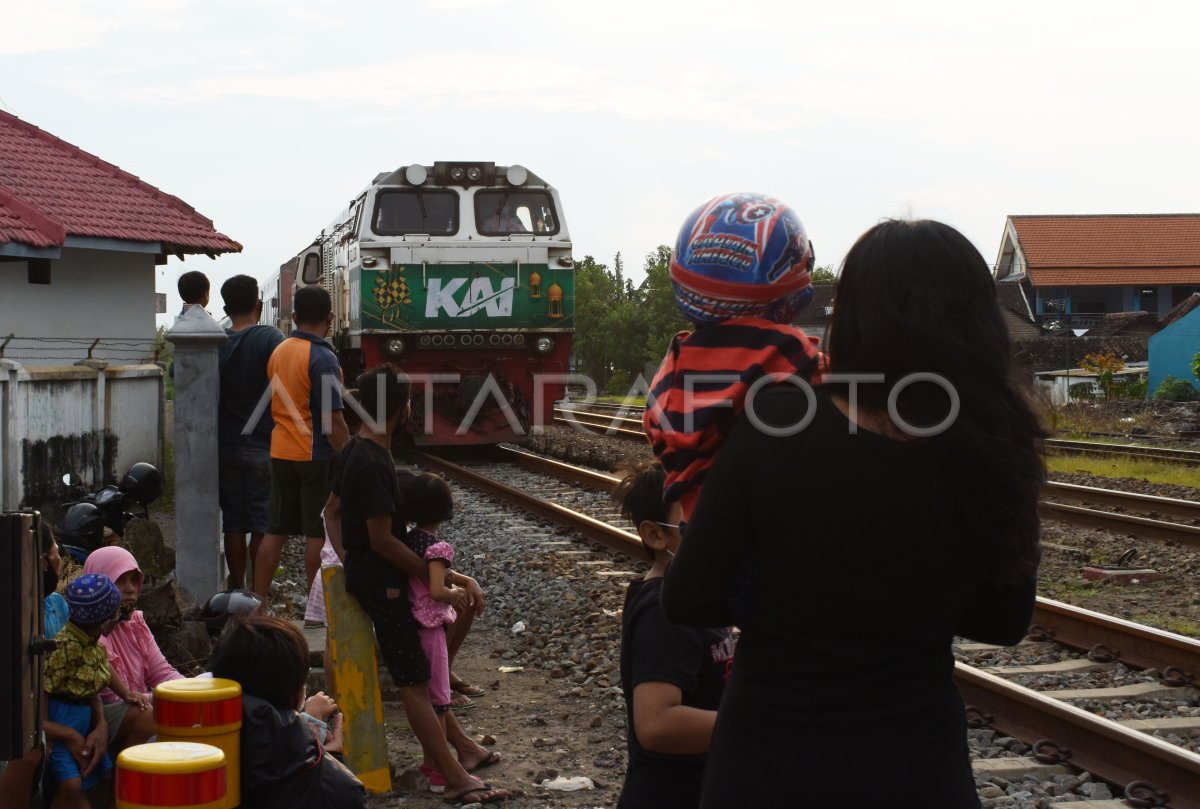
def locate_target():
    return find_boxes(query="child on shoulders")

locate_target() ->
[644,192,822,522]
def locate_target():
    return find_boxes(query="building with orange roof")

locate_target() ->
[993,215,1200,332]
[0,111,241,365]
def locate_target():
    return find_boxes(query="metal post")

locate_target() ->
[167,307,227,603]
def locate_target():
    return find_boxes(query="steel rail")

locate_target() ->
[955,663,1200,809]
[551,407,646,439]
[1038,501,1200,548]
[407,449,649,562]
[1044,481,1200,522]
[1030,598,1200,677]
[1047,438,1200,468]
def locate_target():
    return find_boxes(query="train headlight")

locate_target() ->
[506,165,528,186]
[385,337,406,355]
[419,335,431,347]
[450,167,466,182]
[466,167,482,181]
[405,164,428,185]
[535,336,555,354]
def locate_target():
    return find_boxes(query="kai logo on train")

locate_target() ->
[426,277,515,318]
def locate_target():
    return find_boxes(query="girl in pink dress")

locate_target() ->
[401,474,470,719]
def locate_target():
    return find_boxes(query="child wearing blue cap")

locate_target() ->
[42,572,151,808]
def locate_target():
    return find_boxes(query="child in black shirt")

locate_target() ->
[614,463,733,809]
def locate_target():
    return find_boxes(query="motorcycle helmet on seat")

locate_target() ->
[670,192,815,326]
[200,589,263,636]
[119,462,163,507]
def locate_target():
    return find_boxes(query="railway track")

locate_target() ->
[556,403,1200,469]
[409,446,1200,806]
[1047,438,1200,468]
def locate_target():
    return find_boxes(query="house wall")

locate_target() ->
[0,361,163,513]
[0,248,158,366]
[1148,307,1200,393]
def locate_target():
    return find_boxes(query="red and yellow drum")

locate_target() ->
[154,678,242,808]
[115,742,226,809]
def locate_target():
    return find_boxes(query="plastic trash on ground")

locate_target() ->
[540,775,595,791]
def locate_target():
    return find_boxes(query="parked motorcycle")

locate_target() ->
[56,462,163,562]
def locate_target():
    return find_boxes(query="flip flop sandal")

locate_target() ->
[450,694,477,711]
[450,681,486,697]
[443,785,510,805]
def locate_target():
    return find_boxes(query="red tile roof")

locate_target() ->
[0,111,241,256]
[1010,215,1200,287]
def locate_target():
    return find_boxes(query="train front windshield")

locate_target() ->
[475,190,558,236]
[374,189,458,235]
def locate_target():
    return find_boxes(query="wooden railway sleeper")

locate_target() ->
[1027,624,1056,642]
[1032,739,1072,764]
[1160,665,1195,687]
[1124,780,1170,808]
[1087,643,1121,663]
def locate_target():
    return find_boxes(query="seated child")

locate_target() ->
[613,463,734,809]
[43,573,150,809]
[643,192,822,522]
[210,615,365,809]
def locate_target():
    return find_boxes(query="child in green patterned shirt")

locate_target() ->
[43,573,149,808]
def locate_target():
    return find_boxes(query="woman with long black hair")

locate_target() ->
[662,219,1045,807]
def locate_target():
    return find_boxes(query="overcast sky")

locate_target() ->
[3,0,1198,326]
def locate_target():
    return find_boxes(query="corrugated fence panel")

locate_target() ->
[0,362,163,512]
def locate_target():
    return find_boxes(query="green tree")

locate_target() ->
[572,256,621,387]
[1192,350,1200,383]
[1079,352,1124,400]
[811,264,838,284]
[638,245,686,375]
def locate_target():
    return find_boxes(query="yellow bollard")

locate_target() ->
[321,564,392,793]
[116,742,226,809]
[153,678,242,809]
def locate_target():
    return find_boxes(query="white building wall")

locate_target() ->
[0,361,163,512]
[0,248,158,366]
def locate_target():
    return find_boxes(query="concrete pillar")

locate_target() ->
[0,359,21,511]
[167,307,227,602]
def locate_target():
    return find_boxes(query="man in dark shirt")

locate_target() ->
[217,275,285,589]
[613,464,732,809]
[323,365,509,806]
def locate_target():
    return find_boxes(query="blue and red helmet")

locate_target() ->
[670,193,815,326]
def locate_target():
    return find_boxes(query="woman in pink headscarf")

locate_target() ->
[83,546,184,753]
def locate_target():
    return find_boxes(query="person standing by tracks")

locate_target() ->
[324,364,509,805]
[217,274,285,590]
[255,285,350,601]
[663,219,1045,808]
[613,463,732,809]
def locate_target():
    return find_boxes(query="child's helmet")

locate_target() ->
[670,193,815,326]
